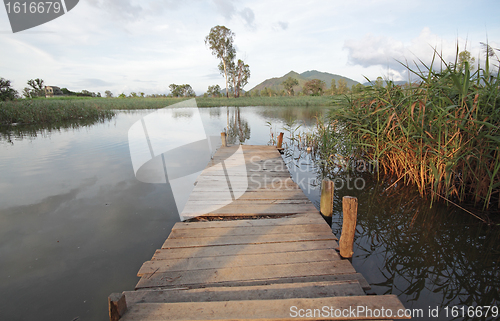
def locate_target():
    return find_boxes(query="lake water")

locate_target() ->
[0,105,498,321]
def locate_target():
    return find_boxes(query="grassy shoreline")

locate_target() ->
[0,96,342,124]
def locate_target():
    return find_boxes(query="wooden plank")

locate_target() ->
[168,224,333,239]
[138,249,341,276]
[186,190,309,201]
[173,213,325,229]
[153,240,339,260]
[120,295,409,320]
[136,260,356,289]
[124,280,365,305]
[161,232,337,249]
[182,204,318,216]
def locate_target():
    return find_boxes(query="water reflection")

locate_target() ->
[282,144,500,320]
[226,107,250,144]
[0,117,114,145]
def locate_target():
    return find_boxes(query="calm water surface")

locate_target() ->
[0,106,498,320]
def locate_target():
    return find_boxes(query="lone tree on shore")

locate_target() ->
[205,26,236,98]
[282,77,299,96]
[0,78,18,101]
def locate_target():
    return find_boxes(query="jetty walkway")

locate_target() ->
[109,145,408,320]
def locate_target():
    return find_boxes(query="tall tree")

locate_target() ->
[207,85,222,97]
[330,79,337,95]
[303,79,325,96]
[230,59,250,98]
[337,78,348,94]
[105,90,113,98]
[0,78,18,101]
[205,26,236,98]
[169,84,195,97]
[26,78,45,97]
[282,77,299,96]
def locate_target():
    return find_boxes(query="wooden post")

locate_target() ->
[339,196,358,259]
[221,132,227,147]
[277,132,284,150]
[108,293,127,321]
[320,179,334,217]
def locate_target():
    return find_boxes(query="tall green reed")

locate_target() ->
[325,47,500,214]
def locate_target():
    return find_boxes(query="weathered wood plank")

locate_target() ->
[138,249,341,276]
[153,240,339,260]
[136,260,356,289]
[182,204,318,216]
[186,190,309,201]
[120,295,409,320]
[161,232,337,249]
[168,223,332,239]
[173,213,325,229]
[124,280,365,305]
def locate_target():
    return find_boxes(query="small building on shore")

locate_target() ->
[45,86,63,98]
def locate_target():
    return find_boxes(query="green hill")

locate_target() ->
[249,70,360,94]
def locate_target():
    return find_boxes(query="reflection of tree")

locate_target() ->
[226,107,250,144]
[256,106,323,126]
[171,110,194,119]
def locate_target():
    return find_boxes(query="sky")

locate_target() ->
[1,0,499,96]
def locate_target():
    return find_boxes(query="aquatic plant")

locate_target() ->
[323,46,500,215]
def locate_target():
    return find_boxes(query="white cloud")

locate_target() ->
[343,28,486,81]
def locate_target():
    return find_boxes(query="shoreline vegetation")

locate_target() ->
[0,96,342,125]
[306,50,500,222]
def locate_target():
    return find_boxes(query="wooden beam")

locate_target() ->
[320,179,334,217]
[339,196,358,259]
[108,293,127,321]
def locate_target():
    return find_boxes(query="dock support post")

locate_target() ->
[221,132,227,147]
[320,179,334,217]
[339,196,358,259]
[277,132,284,150]
[108,293,127,321]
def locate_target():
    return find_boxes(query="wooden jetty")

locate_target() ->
[109,145,409,320]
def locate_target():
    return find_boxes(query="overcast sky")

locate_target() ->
[1,0,499,96]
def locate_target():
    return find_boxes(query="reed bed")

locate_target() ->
[319,51,500,213]
[0,99,115,124]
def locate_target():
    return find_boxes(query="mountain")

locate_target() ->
[249,70,360,93]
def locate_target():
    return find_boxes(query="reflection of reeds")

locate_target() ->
[338,178,500,320]
[324,49,500,213]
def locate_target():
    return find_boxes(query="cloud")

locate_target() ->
[277,21,288,30]
[86,0,143,21]
[73,78,114,88]
[213,0,236,19]
[343,28,471,80]
[239,7,255,28]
